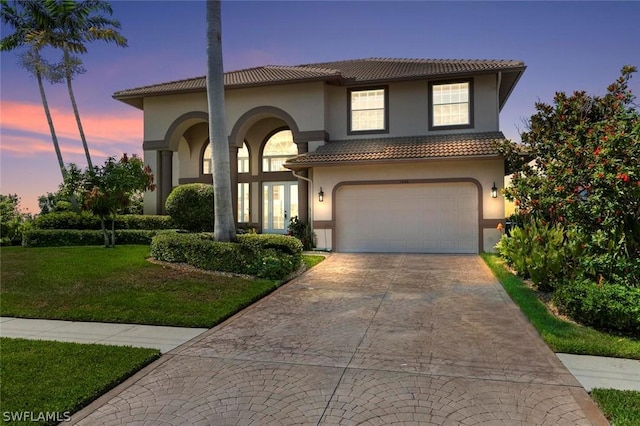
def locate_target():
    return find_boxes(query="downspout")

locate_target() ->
[291,168,313,223]
[290,169,330,252]
[496,71,503,129]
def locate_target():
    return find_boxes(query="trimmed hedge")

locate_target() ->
[554,279,640,335]
[32,212,173,230]
[22,229,159,247]
[150,232,303,280]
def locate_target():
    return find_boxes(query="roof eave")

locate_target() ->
[284,153,502,170]
[498,66,527,111]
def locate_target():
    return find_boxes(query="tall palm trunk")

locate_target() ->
[35,54,66,180]
[34,50,79,212]
[63,44,93,170]
[206,0,236,242]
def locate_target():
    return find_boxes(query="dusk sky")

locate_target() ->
[1,0,639,214]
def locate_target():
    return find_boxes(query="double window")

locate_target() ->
[429,80,473,130]
[348,86,388,134]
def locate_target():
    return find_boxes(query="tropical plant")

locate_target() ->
[0,194,30,245]
[81,154,156,247]
[1,0,68,186]
[206,0,236,242]
[288,216,315,251]
[36,0,128,169]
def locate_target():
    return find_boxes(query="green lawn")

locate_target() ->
[591,389,640,426]
[481,253,640,359]
[0,245,280,327]
[0,338,159,426]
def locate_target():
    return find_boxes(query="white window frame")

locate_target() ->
[348,86,389,134]
[429,80,473,130]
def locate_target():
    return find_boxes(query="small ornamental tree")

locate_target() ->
[503,66,640,284]
[83,154,156,247]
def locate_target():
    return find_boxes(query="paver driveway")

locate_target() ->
[71,254,607,425]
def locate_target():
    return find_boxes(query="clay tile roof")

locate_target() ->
[285,132,505,168]
[113,58,524,100]
[302,58,524,83]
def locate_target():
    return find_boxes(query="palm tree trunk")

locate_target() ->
[35,60,66,180]
[35,55,80,212]
[64,46,93,170]
[206,0,236,242]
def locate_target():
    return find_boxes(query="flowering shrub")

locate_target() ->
[501,66,639,285]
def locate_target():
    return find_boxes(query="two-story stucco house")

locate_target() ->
[113,58,525,253]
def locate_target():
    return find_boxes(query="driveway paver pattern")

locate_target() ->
[71,254,607,425]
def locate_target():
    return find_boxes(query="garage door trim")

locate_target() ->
[332,178,484,253]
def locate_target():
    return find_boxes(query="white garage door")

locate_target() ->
[336,182,478,253]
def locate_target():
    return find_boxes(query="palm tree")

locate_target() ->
[40,0,128,170]
[0,1,68,183]
[206,0,236,241]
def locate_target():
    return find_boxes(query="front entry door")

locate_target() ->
[263,182,298,234]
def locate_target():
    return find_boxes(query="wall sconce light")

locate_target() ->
[318,187,324,202]
[491,182,498,198]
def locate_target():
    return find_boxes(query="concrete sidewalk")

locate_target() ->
[0,317,207,353]
[1,316,638,393]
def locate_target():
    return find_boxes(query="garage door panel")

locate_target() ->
[336,182,478,254]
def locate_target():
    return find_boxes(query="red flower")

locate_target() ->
[617,173,630,182]
[594,146,602,156]
[598,173,604,178]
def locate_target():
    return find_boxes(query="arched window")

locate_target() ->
[203,143,212,175]
[262,130,297,172]
[202,142,250,174]
[238,143,249,173]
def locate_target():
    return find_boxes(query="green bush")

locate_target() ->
[496,217,581,291]
[165,184,214,232]
[22,229,158,247]
[32,212,173,231]
[150,232,302,279]
[287,216,315,250]
[554,278,640,335]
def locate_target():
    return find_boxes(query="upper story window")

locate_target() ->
[348,86,388,134]
[429,80,473,130]
[262,130,297,172]
[203,141,250,174]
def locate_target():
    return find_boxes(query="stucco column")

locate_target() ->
[297,142,309,223]
[229,147,238,223]
[160,150,173,215]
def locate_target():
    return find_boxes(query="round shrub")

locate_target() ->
[553,278,640,335]
[165,184,214,232]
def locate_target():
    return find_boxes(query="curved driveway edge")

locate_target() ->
[70,254,608,425]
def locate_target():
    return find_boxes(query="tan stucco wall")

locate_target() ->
[311,158,505,252]
[324,74,499,140]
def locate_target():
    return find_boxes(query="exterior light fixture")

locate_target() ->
[491,182,498,198]
[318,187,324,202]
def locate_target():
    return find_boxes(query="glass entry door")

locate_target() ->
[263,182,298,234]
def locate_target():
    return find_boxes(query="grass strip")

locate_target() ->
[302,254,326,269]
[481,253,640,359]
[0,338,159,426]
[590,389,640,426]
